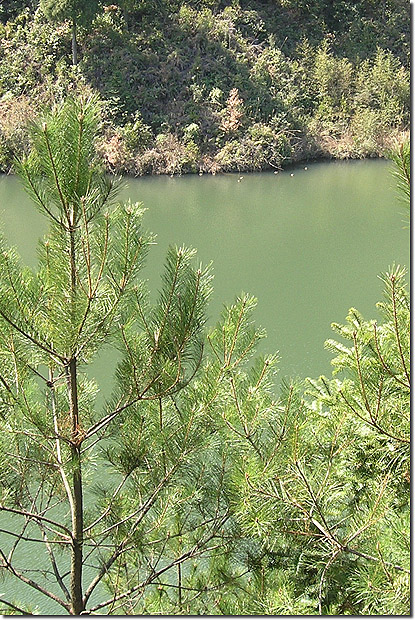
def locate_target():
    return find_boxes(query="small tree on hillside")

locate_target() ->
[40,0,101,65]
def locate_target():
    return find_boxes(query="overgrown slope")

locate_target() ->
[0,0,410,174]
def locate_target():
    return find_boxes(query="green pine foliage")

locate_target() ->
[0,96,219,614]
[0,98,409,615]
[389,139,410,206]
[228,267,410,615]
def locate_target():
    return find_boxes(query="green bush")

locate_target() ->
[215,123,292,171]
[121,111,153,152]
[355,48,409,126]
[136,132,200,175]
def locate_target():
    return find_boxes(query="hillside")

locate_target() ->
[0,0,410,174]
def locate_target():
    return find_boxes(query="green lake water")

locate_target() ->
[0,158,409,612]
[0,159,409,382]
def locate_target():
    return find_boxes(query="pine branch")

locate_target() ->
[0,598,33,615]
[0,505,72,539]
[373,322,408,388]
[38,522,71,603]
[84,518,229,614]
[83,460,183,605]
[390,273,410,385]
[0,307,64,362]
[0,549,70,612]
[0,527,66,545]
[338,389,409,443]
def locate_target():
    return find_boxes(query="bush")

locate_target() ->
[355,47,409,126]
[136,132,200,175]
[121,111,153,152]
[0,94,36,169]
[215,123,292,171]
[313,41,354,120]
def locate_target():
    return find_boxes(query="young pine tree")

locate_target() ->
[0,96,236,615]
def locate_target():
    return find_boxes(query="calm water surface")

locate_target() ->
[0,159,409,383]
[0,159,409,611]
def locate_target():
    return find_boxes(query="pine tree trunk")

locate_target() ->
[68,358,84,615]
[68,222,84,614]
[72,20,78,66]
[69,456,84,615]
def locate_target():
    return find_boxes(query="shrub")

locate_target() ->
[219,88,244,135]
[136,132,200,175]
[121,111,153,152]
[98,129,131,172]
[215,123,292,171]
[355,47,409,126]
[0,93,36,169]
[313,41,354,120]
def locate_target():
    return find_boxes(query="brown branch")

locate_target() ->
[0,527,68,545]
[338,389,409,444]
[0,549,70,611]
[0,598,33,615]
[390,275,410,385]
[0,505,72,538]
[373,322,408,388]
[343,545,409,573]
[84,523,228,614]
[39,524,71,603]
[0,308,64,362]
[83,461,181,605]
[352,331,371,416]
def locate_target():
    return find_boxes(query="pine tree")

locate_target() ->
[0,96,231,615]
[0,95,283,617]
[228,162,410,614]
[40,0,101,65]
[0,96,409,615]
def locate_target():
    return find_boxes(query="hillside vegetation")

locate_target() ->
[0,0,410,174]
